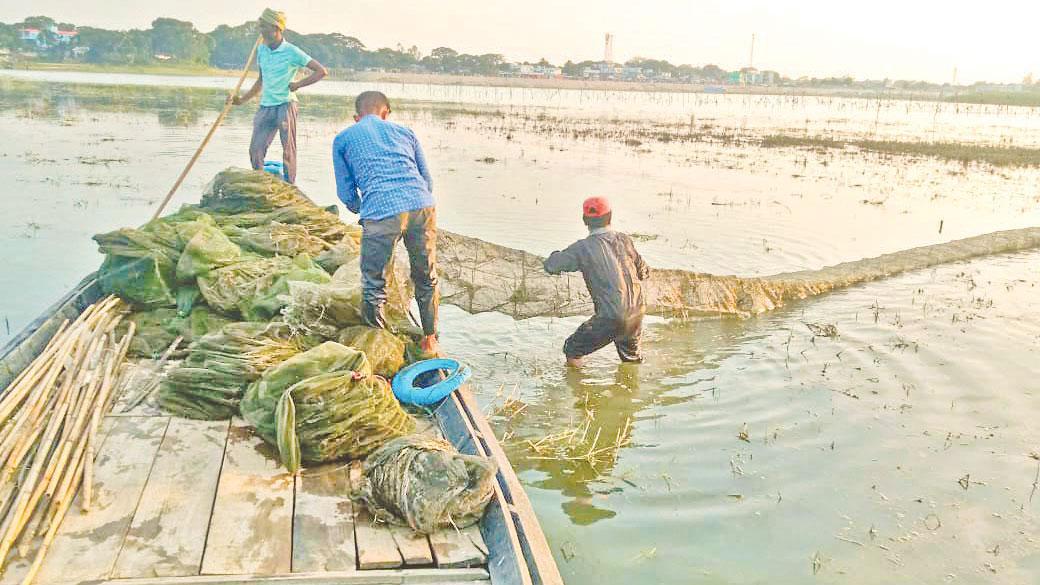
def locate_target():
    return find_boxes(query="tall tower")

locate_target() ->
[749,33,755,69]
[604,33,614,64]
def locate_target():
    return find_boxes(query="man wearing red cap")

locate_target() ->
[544,197,651,366]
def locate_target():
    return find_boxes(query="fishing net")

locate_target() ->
[314,235,361,273]
[196,254,330,320]
[337,326,406,379]
[282,257,412,338]
[202,167,350,245]
[224,222,330,258]
[353,436,497,534]
[238,254,331,322]
[201,167,315,213]
[215,206,350,245]
[159,322,318,420]
[117,306,231,359]
[240,342,415,472]
[97,254,176,309]
[175,222,243,281]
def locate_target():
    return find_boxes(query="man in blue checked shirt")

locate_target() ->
[333,91,440,355]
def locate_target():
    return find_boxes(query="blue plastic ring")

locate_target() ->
[391,358,471,406]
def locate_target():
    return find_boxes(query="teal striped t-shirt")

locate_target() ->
[257,40,313,107]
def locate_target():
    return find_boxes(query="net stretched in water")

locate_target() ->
[436,227,1040,319]
[353,435,497,534]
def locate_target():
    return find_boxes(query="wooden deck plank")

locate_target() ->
[109,359,167,417]
[429,525,488,569]
[292,464,357,573]
[389,526,434,567]
[102,567,490,585]
[112,418,231,579]
[350,462,403,571]
[354,505,404,570]
[200,418,294,576]
[0,417,124,585]
[33,416,170,585]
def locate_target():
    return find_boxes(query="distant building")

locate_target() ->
[739,67,763,85]
[18,25,77,50]
[18,28,40,42]
[516,63,561,78]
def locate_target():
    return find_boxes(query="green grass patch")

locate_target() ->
[761,135,1040,168]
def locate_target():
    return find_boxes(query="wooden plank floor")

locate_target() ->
[3,412,489,585]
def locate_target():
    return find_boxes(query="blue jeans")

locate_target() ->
[359,207,439,336]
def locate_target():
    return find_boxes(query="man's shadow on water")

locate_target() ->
[502,314,773,526]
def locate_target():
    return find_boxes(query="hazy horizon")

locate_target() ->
[4,0,1039,85]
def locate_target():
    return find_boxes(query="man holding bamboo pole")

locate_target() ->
[229,8,327,184]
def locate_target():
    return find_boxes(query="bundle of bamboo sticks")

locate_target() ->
[0,296,135,584]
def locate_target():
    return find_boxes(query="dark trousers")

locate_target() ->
[249,102,298,183]
[563,310,644,362]
[359,207,439,336]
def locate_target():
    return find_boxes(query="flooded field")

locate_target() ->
[1,72,1039,584]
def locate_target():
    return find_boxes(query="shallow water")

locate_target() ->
[1,77,1039,584]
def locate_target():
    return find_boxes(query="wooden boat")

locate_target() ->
[0,275,564,585]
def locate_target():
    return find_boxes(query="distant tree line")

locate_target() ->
[0,15,514,75]
[3,15,1031,91]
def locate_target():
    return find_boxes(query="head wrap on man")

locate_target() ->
[259,8,286,31]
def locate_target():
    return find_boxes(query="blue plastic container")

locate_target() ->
[391,358,471,406]
[262,160,288,181]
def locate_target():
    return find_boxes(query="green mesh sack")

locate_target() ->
[216,205,349,245]
[281,258,410,337]
[315,235,361,274]
[98,254,176,309]
[201,167,315,213]
[241,342,414,471]
[196,256,294,314]
[224,222,330,258]
[337,326,406,379]
[176,223,242,281]
[238,253,331,322]
[159,322,316,420]
[176,284,201,316]
[353,436,497,534]
[119,306,232,359]
[158,367,244,420]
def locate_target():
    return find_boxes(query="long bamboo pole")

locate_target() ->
[149,36,263,221]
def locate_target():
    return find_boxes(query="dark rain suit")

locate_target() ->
[543,228,651,362]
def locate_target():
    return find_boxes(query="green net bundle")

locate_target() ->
[337,326,407,379]
[197,253,330,320]
[223,222,330,258]
[176,221,243,281]
[201,168,350,244]
[94,209,218,308]
[353,436,497,534]
[159,322,318,420]
[241,342,415,472]
[314,235,361,273]
[201,167,315,213]
[117,306,232,359]
[282,258,412,338]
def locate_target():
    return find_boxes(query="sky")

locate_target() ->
[5,0,1039,84]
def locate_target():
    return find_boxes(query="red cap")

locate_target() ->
[582,196,611,218]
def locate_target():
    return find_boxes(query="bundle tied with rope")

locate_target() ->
[240,342,415,472]
[353,435,498,534]
[159,322,320,420]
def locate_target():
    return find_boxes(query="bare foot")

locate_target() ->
[565,356,584,368]
[420,335,440,357]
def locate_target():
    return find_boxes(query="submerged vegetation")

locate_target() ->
[760,135,1040,167]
